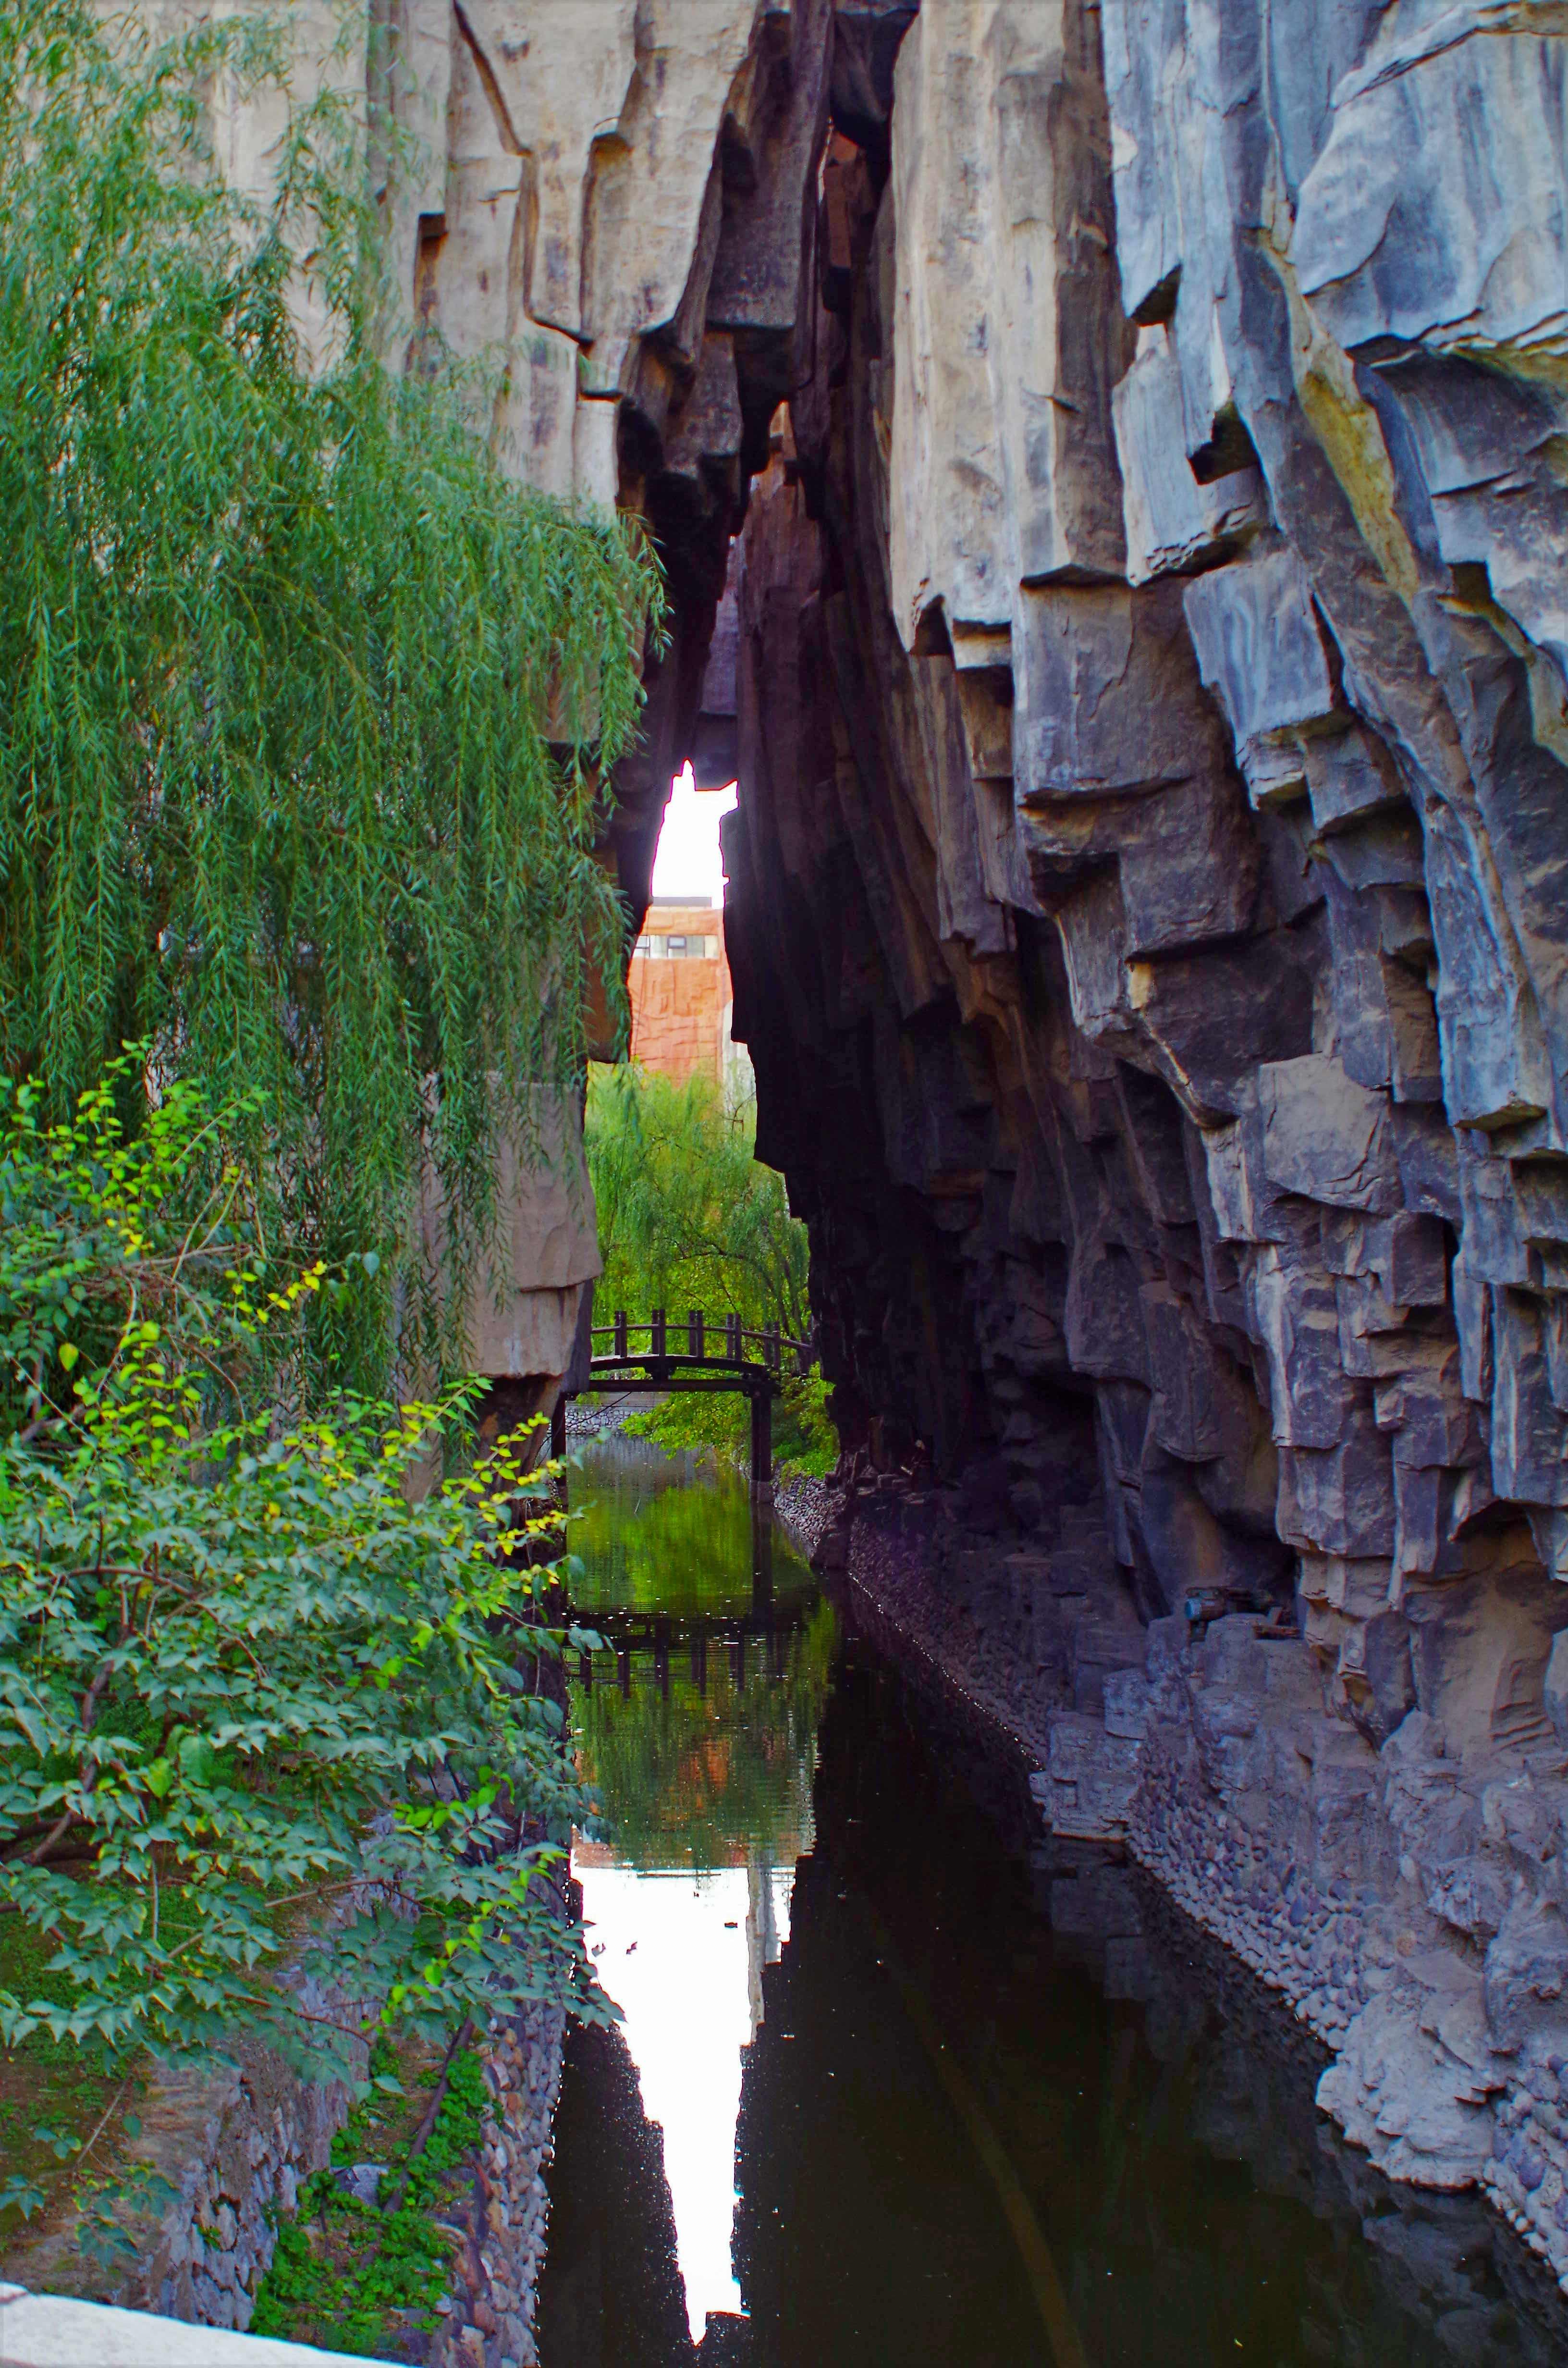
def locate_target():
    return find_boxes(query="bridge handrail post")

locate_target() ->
[650,1306,666,1357]
[689,1307,703,1357]
[614,1308,628,1358]
[725,1311,741,1361]
[765,1320,780,1372]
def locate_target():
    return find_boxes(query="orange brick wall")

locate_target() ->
[628,902,732,1089]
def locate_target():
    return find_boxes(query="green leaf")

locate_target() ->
[31,2124,81,2159]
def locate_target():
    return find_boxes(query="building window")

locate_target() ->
[633,925,717,960]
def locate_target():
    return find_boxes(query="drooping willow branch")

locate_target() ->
[0,0,664,1388]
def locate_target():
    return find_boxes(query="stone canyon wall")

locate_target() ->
[180,0,1568,2290]
[712,0,1568,2292]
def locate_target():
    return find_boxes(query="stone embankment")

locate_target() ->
[563,1398,636,1442]
[3,1964,366,2331]
[772,1471,834,1564]
[429,2001,566,2368]
[130,2037,349,2330]
[6,1973,568,2365]
[821,1464,1568,2294]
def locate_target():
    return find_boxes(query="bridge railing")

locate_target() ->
[591,1309,815,1377]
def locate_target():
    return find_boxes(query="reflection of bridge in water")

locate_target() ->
[569,1510,815,1699]
[573,1607,808,1700]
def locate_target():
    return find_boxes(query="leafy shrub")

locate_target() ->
[251,2035,492,2357]
[0,1071,601,2224]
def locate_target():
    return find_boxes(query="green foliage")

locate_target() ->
[0,1,662,1380]
[0,1051,290,1439]
[0,1909,131,2233]
[0,1073,603,2139]
[251,2035,490,2356]
[586,1062,835,1466]
[624,1369,838,1480]
[566,1443,834,1867]
[587,1066,811,1339]
[774,1372,838,1478]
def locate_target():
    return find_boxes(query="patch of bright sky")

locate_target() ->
[650,762,738,904]
[577,1861,759,2343]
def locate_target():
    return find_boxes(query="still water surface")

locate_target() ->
[536,1437,1568,2367]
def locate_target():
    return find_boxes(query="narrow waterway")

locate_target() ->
[536,1439,1568,2368]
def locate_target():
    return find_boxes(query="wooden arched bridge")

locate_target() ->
[557,1309,814,1491]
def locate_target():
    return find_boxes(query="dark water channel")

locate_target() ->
[537,1438,1568,2368]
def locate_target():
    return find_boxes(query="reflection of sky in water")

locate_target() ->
[577,1854,798,2344]
[569,1437,827,2344]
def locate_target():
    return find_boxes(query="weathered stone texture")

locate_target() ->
[140,0,824,1391]
[4,1962,368,2330]
[699,0,1568,2289]
[430,1998,567,2368]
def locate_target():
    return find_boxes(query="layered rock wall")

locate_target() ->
[710,0,1568,2286]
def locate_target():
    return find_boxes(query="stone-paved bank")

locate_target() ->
[815,1462,1568,2299]
[432,1999,565,2368]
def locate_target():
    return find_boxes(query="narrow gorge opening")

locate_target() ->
[547,0,1568,2347]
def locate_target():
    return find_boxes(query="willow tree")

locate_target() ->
[587,1065,813,1340]
[0,1,659,1378]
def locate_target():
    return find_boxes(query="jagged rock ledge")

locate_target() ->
[816,1468,1568,2295]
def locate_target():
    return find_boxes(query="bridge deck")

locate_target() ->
[562,1313,816,1493]
[581,1352,778,1395]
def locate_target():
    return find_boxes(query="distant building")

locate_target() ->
[629,899,750,1100]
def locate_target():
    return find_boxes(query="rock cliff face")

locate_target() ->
[709,0,1568,2289]
[186,0,1568,2287]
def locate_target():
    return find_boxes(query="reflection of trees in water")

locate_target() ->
[572,1445,812,1620]
[573,1602,838,1869]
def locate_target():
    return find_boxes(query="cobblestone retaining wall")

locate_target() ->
[431,1999,567,2368]
[5,1975,362,2331]
[135,2041,355,2328]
